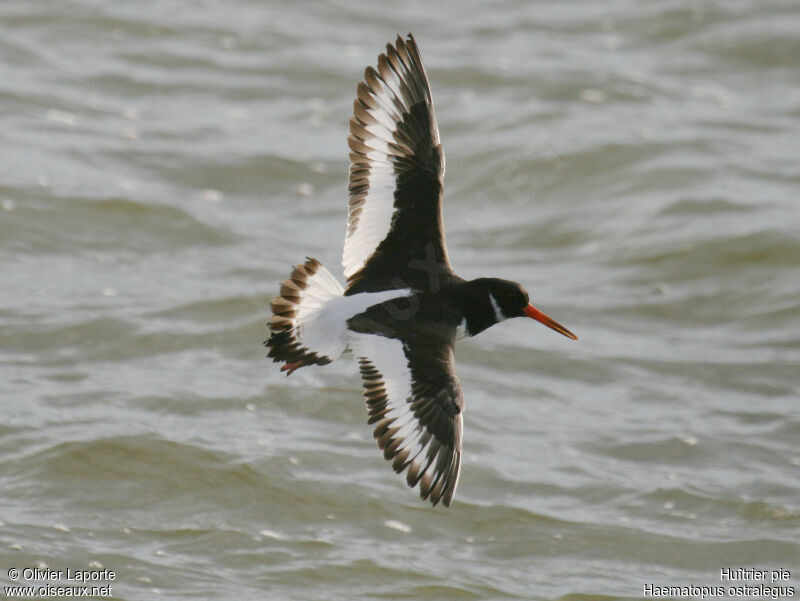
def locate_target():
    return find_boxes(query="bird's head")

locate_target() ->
[478,278,577,340]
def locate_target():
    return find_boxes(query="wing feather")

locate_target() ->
[348,331,463,506]
[343,34,451,294]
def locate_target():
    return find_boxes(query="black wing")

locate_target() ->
[347,317,463,507]
[343,34,452,295]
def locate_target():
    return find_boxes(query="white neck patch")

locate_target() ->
[488,293,505,322]
[455,317,469,340]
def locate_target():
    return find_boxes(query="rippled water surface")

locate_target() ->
[2,1,799,599]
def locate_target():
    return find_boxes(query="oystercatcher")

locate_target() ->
[266,34,577,507]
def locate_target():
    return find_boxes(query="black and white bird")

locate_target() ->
[266,34,577,507]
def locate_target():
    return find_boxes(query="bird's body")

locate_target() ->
[266,34,576,506]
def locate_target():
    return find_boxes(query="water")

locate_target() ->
[2,1,799,599]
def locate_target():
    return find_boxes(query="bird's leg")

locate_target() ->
[281,360,306,376]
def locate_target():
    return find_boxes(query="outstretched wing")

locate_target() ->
[348,328,463,507]
[344,34,451,295]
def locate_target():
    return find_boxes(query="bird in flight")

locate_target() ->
[266,34,577,507]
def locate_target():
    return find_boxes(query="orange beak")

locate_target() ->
[523,304,578,340]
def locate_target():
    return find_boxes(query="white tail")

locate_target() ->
[266,258,346,374]
[266,257,415,375]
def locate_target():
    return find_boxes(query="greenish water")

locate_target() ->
[1,1,799,600]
